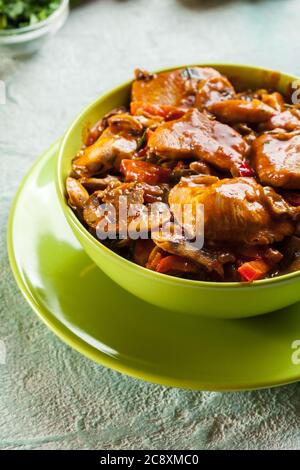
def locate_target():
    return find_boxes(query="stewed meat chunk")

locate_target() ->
[209,99,276,124]
[252,132,300,189]
[131,67,234,119]
[260,109,300,132]
[169,176,296,245]
[148,109,248,176]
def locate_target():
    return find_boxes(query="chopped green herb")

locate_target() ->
[0,0,61,30]
[137,129,147,151]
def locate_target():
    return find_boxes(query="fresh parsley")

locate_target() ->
[0,1,61,30]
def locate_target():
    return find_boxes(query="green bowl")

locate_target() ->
[57,63,300,319]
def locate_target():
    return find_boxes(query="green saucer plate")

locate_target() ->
[7,142,300,391]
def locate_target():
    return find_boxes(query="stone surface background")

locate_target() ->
[1,0,300,450]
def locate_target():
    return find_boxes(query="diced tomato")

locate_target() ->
[238,161,255,177]
[120,159,171,185]
[238,259,271,282]
[156,255,199,274]
[131,101,185,120]
[238,246,283,273]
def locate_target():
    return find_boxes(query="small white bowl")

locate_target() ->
[0,0,69,57]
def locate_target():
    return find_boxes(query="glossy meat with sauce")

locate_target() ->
[195,75,235,109]
[169,176,296,244]
[252,132,300,189]
[148,109,248,176]
[131,67,221,118]
[260,109,300,132]
[66,66,300,282]
[209,99,276,124]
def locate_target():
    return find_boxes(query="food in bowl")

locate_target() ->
[0,1,62,29]
[65,66,300,284]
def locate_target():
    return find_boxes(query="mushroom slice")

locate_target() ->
[79,175,121,192]
[82,191,105,230]
[72,126,139,178]
[66,177,89,211]
[83,182,170,238]
[85,106,127,146]
[108,114,144,135]
[152,230,228,277]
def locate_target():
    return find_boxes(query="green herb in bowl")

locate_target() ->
[0,0,61,30]
[0,0,68,56]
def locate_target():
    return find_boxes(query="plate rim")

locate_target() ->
[7,142,300,392]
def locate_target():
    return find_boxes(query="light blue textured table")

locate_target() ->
[1,0,300,450]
